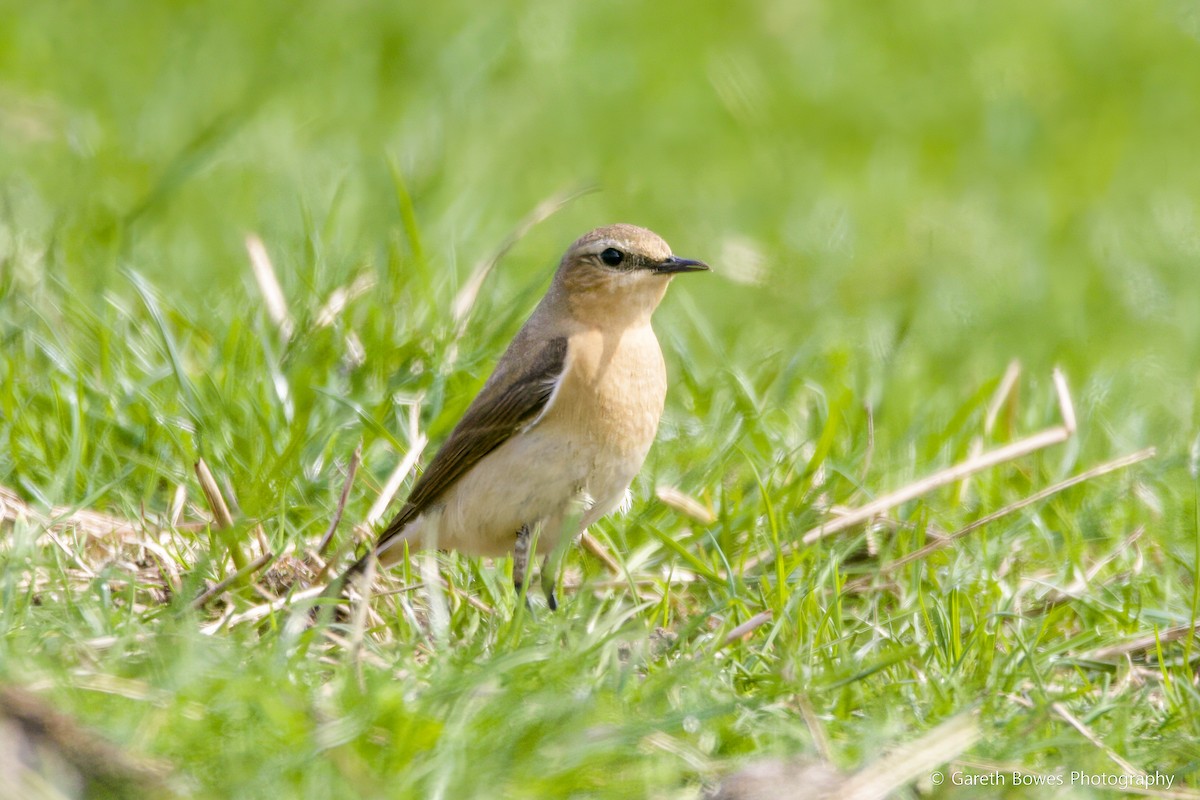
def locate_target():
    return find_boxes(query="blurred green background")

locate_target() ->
[4,0,1199,391]
[3,0,1200,795]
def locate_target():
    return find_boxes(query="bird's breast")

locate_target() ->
[551,324,667,456]
[432,323,667,556]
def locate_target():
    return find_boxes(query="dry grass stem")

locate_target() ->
[190,551,275,609]
[168,484,187,527]
[1088,622,1200,662]
[200,585,327,634]
[985,360,1022,435]
[451,185,596,328]
[318,443,361,556]
[794,694,834,764]
[245,233,294,340]
[656,485,716,525]
[194,459,234,529]
[746,369,1077,573]
[194,459,250,571]
[421,551,450,641]
[361,434,427,532]
[579,532,623,575]
[43,529,98,577]
[442,577,495,615]
[1052,368,1077,434]
[1033,526,1144,608]
[316,273,376,328]
[838,713,981,800]
[720,611,773,647]
[1051,702,1144,777]
[350,555,376,689]
[561,573,700,591]
[1,483,147,543]
[844,447,1156,591]
[360,398,427,533]
[803,422,1068,546]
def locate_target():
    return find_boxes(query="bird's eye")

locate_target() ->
[599,248,625,267]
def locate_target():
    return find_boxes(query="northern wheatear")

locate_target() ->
[339,224,707,608]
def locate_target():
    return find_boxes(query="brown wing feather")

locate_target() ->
[358,335,569,566]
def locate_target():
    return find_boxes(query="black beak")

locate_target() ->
[652,256,710,274]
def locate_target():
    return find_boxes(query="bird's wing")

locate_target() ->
[371,334,570,553]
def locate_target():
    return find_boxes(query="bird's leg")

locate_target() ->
[539,501,583,611]
[513,525,531,607]
[539,554,558,611]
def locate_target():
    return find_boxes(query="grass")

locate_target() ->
[2,0,1200,797]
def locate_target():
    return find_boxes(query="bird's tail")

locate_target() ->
[319,519,416,606]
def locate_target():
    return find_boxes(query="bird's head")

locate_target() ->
[554,224,708,325]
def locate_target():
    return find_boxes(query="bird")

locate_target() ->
[335,223,708,609]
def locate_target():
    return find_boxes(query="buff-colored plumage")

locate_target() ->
[339,224,708,607]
